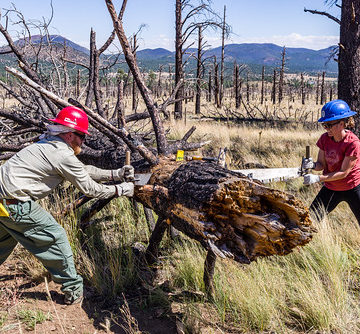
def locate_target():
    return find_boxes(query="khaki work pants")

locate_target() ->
[0,200,83,301]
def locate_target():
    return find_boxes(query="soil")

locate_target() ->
[0,257,179,334]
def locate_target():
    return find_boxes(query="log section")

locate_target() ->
[135,159,314,264]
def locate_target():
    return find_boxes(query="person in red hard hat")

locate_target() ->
[0,106,134,305]
[301,99,360,224]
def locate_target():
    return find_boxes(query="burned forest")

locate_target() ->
[0,0,318,296]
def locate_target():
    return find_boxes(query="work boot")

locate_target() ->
[64,292,83,305]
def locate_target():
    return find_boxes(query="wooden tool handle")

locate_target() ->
[306,146,310,159]
[125,151,131,165]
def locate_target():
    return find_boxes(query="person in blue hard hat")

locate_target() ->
[301,99,360,224]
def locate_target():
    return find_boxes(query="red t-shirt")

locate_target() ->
[317,130,360,191]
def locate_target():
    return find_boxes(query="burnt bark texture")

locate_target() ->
[0,1,315,277]
[174,0,184,119]
[278,47,286,103]
[195,26,203,115]
[338,0,360,131]
[135,160,314,264]
[219,5,226,106]
[261,66,265,105]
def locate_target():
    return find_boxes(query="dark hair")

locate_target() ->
[344,116,355,129]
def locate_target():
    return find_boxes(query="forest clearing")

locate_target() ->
[1,0,360,333]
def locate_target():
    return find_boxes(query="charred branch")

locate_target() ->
[304,8,341,24]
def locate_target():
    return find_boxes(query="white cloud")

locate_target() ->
[227,33,339,50]
[142,34,173,50]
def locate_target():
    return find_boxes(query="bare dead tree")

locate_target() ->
[271,70,276,104]
[305,1,360,131]
[234,63,240,109]
[0,1,315,295]
[195,25,203,114]
[214,58,220,108]
[316,73,320,104]
[219,5,226,106]
[301,73,305,105]
[261,66,265,105]
[320,71,326,104]
[131,34,138,112]
[278,46,286,103]
[208,70,212,102]
[174,0,223,119]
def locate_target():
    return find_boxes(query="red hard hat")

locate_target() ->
[49,106,90,135]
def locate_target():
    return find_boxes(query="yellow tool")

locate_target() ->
[176,150,184,161]
[0,203,9,217]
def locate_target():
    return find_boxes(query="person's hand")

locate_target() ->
[115,182,134,197]
[301,157,316,170]
[303,174,320,185]
[113,165,135,182]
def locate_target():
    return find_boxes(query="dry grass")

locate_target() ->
[7,97,360,332]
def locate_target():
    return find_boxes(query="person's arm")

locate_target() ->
[313,149,326,171]
[319,155,357,182]
[56,154,117,199]
[83,164,112,182]
[83,164,134,182]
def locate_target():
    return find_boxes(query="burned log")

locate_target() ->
[135,160,314,264]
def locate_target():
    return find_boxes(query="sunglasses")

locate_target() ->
[74,132,86,141]
[322,120,342,130]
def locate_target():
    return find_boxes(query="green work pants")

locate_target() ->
[0,200,83,300]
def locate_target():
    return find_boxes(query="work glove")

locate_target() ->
[112,165,135,182]
[301,157,316,170]
[115,182,134,197]
[303,174,320,185]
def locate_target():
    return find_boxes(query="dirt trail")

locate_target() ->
[0,258,177,334]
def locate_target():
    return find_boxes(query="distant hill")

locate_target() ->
[0,35,338,76]
[135,43,338,75]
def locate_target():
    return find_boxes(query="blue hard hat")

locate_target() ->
[318,99,357,122]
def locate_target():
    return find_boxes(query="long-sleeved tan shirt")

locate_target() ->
[0,135,117,201]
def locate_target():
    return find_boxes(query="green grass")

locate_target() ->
[0,312,7,328]
[16,308,51,330]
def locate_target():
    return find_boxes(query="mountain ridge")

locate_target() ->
[0,35,338,75]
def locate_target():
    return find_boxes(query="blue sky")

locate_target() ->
[0,0,340,51]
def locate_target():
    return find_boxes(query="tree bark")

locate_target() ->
[261,66,265,105]
[135,159,314,264]
[278,47,286,103]
[338,0,360,129]
[219,5,226,106]
[174,0,184,120]
[105,0,168,154]
[195,26,203,115]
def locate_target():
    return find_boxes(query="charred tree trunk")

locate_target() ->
[320,71,326,105]
[115,79,126,128]
[174,0,184,120]
[208,70,212,102]
[338,0,360,132]
[246,73,250,102]
[261,66,265,105]
[219,5,226,106]
[132,35,138,112]
[136,160,314,264]
[271,70,276,104]
[234,63,240,109]
[85,29,96,107]
[301,73,305,105]
[278,46,286,103]
[214,61,220,108]
[316,73,320,105]
[195,26,203,115]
